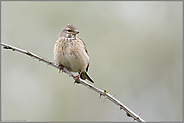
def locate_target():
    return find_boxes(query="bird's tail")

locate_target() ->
[80,71,94,83]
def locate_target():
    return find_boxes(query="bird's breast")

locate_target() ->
[54,38,89,72]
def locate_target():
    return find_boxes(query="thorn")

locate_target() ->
[3,46,13,50]
[103,98,106,102]
[126,112,131,117]
[99,93,102,98]
[99,90,108,98]
[39,59,41,61]
[87,85,90,89]
[136,117,140,121]
[104,90,108,94]
[88,84,93,88]
[138,113,141,116]
[133,118,136,121]
[3,46,8,49]
[103,96,107,102]
[120,106,123,110]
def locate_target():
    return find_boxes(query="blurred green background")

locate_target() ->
[1,1,182,122]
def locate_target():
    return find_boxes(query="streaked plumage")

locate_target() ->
[54,24,94,83]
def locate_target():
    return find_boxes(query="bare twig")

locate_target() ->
[1,42,145,122]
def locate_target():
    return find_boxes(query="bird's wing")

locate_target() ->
[79,38,89,56]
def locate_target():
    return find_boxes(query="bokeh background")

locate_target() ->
[1,1,183,122]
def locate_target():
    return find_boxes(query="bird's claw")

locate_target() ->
[58,64,64,73]
[74,74,80,84]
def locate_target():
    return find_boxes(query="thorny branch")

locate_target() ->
[1,42,145,122]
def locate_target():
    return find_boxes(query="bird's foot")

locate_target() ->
[74,74,80,84]
[58,64,64,73]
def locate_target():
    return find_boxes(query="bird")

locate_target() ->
[54,24,94,83]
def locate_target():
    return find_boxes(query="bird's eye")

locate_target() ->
[67,29,72,32]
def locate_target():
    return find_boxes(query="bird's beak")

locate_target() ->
[73,30,79,35]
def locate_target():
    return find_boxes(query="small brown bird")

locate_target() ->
[54,24,94,83]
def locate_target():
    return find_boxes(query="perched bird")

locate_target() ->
[54,24,94,83]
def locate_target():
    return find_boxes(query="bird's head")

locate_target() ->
[58,24,79,39]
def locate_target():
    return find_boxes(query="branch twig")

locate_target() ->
[1,42,145,122]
